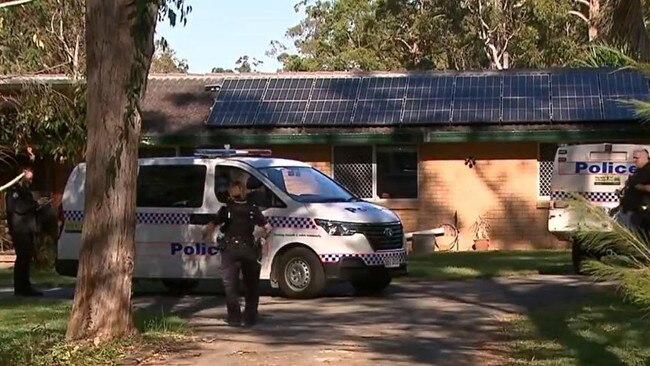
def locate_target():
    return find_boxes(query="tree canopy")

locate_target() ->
[270,0,650,72]
[150,38,189,73]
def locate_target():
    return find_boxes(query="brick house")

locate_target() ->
[2,68,650,251]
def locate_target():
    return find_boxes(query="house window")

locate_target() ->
[332,145,418,199]
[136,164,206,208]
[538,143,558,198]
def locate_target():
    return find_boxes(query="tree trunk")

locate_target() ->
[66,0,158,342]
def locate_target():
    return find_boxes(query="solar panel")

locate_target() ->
[551,72,603,121]
[219,78,267,101]
[501,74,550,122]
[255,101,308,126]
[207,100,258,126]
[600,70,650,120]
[452,75,501,123]
[401,76,453,125]
[354,77,407,125]
[263,78,313,101]
[303,78,360,126]
[205,69,650,128]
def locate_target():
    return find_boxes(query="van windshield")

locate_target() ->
[258,166,359,203]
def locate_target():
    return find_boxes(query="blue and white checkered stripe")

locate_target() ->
[319,249,407,266]
[267,216,317,230]
[550,191,619,203]
[64,210,190,225]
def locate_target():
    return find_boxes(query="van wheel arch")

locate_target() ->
[271,242,326,299]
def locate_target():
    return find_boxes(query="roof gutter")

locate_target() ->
[140,127,650,146]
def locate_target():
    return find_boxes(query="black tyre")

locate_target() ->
[162,279,199,295]
[350,272,392,295]
[571,239,584,275]
[277,247,326,299]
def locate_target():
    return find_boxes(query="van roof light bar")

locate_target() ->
[193,148,273,158]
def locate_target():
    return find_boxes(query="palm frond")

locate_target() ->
[577,42,638,68]
[568,195,650,309]
[569,195,650,265]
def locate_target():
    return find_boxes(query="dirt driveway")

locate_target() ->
[135,275,604,366]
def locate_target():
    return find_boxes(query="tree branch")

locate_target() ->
[0,0,34,9]
[568,10,590,23]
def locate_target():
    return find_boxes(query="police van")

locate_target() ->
[547,143,648,271]
[56,148,408,298]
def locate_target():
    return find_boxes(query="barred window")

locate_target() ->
[332,145,418,199]
[538,143,558,198]
[332,146,373,198]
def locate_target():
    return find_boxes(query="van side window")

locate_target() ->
[215,166,286,209]
[137,165,206,208]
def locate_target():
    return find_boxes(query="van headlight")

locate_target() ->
[314,219,357,236]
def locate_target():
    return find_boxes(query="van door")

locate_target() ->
[133,162,212,279]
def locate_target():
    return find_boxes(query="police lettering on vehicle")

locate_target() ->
[170,242,220,256]
[573,162,637,175]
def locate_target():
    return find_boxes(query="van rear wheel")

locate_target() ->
[277,247,326,299]
[162,279,198,295]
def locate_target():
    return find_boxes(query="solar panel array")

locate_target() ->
[206,69,650,127]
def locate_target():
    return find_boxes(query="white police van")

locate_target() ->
[56,148,408,298]
[547,143,649,271]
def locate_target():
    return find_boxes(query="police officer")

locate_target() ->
[4,162,43,297]
[204,181,271,327]
[619,148,650,234]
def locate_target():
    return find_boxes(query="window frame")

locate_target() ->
[136,163,208,209]
[331,144,420,202]
[214,164,287,209]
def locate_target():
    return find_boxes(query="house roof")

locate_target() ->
[3,68,650,145]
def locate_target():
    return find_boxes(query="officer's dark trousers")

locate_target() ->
[221,249,261,323]
[10,230,35,293]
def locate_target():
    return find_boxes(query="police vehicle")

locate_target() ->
[547,143,649,272]
[56,148,408,298]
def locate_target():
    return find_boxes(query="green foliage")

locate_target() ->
[0,81,86,162]
[575,43,638,68]
[404,250,572,281]
[150,38,189,73]
[568,196,650,310]
[0,297,189,366]
[508,290,650,366]
[272,0,588,71]
[0,0,86,162]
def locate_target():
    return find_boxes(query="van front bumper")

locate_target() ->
[323,256,408,280]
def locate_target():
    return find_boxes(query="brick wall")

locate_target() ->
[413,142,565,250]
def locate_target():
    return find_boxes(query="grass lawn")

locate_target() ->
[402,249,573,281]
[0,266,76,288]
[506,289,650,366]
[0,297,190,366]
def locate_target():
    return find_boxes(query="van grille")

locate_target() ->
[353,222,404,251]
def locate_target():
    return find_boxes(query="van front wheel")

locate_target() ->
[277,247,326,299]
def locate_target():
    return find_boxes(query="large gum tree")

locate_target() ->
[65,0,191,342]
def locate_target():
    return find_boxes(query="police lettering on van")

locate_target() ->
[171,242,220,256]
[56,148,408,299]
[558,161,637,175]
[573,162,636,175]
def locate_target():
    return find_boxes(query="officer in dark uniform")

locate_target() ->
[204,180,271,327]
[619,148,650,234]
[4,162,44,297]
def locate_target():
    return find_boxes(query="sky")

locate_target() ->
[155,1,305,73]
